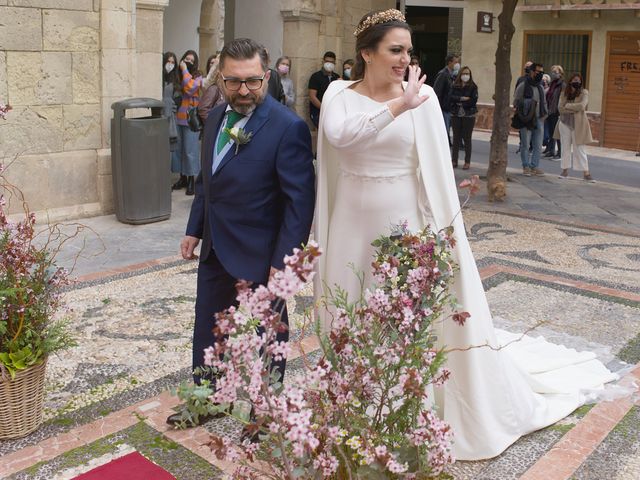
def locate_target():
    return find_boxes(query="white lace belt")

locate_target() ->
[338,168,418,183]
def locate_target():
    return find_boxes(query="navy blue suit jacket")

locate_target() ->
[186,95,316,284]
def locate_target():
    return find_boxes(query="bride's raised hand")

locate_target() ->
[403,65,429,110]
[388,65,429,118]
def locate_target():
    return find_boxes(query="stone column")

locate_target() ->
[281,9,321,125]
[98,0,135,213]
[135,0,169,99]
[199,0,225,62]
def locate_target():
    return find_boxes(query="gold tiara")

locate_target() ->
[354,9,406,37]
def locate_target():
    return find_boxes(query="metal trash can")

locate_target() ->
[111,98,171,224]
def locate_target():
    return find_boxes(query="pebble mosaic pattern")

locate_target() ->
[571,406,640,480]
[2,209,639,478]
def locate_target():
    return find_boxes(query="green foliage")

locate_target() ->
[171,374,228,429]
[0,346,40,378]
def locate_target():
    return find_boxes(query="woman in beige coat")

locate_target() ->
[555,73,595,182]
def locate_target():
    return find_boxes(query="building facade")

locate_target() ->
[459,0,640,151]
[2,0,637,220]
[0,0,394,220]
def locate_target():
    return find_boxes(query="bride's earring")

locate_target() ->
[367,59,371,64]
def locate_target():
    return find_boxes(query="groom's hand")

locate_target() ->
[269,266,279,280]
[180,235,200,260]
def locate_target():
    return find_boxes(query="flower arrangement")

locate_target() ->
[0,167,77,379]
[201,221,468,479]
[0,105,77,380]
[225,126,253,154]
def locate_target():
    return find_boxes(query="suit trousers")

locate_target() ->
[193,249,289,385]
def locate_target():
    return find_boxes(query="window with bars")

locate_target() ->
[525,32,591,85]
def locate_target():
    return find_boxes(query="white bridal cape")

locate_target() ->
[314,80,616,460]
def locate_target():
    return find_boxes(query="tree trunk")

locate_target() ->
[486,0,519,202]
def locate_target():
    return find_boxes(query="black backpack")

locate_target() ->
[511,83,538,130]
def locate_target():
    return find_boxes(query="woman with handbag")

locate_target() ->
[555,73,595,182]
[449,66,478,169]
[172,50,203,196]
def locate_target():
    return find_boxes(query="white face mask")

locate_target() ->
[323,62,335,73]
[343,68,351,79]
[460,74,470,83]
[165,62,175,74]
[453,63,460,73]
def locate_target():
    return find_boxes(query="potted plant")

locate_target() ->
[0,102,77,439]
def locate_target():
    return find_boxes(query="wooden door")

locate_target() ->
[603,33,640,151]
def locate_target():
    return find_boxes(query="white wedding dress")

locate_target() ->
[315,81,617,460]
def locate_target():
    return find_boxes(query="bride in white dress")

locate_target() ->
[314,9,616,461]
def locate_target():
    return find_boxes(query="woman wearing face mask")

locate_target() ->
[198,52,224,123]
[555,73,595,182]
[449,66,478,169]
[543,65,564,160]
[172,50,204,195]
[162,52,179,154]
[342,59,354,80]
[275,56,296,110]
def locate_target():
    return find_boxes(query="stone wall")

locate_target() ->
[0,0,167,220]
[0,1,102,218]
[0,0,397,220]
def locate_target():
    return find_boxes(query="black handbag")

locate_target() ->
[187,106,203,132]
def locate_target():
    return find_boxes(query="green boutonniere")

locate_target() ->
[224,126,253,154]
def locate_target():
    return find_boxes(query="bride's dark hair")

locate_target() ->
[352,10,411,81]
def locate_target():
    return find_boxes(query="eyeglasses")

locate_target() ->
[220,73,266,91]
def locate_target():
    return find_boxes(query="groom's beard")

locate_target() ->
[226,89,266,115]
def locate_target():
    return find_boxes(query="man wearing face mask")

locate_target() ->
[513,62,548,177]
[308,51,340,128]
[433,53,460,146]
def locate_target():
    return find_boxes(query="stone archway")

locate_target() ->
[199,0,225,62]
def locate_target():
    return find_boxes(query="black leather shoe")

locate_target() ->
[240,426,261,444]
[172,175,187,190]
[185,176,195,196]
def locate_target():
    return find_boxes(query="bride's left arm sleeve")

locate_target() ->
[323,93,395,150]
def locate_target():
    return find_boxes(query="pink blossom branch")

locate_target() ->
[444,319,547,353]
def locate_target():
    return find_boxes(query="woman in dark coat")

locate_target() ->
[449,66,478,169]
[162,51,179,154]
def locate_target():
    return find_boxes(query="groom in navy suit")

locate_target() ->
[179,39,315,403]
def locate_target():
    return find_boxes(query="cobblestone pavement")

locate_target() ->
[1,169,639,478]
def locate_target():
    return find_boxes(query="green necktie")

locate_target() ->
[216,110,245,154]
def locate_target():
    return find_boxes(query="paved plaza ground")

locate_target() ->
[1,135,639,479]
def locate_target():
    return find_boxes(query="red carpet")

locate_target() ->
[72,452,176,480]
